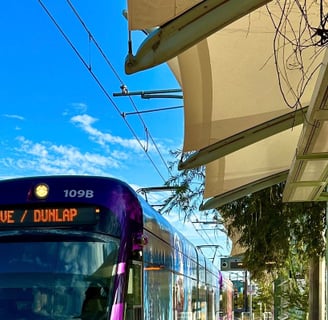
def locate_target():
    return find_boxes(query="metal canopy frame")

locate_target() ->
[125,0,271,74]
[283,50,328,202]
[179,107,308,170]
[200,170,289,210]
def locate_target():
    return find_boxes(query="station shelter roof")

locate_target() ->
[125,0,328,212]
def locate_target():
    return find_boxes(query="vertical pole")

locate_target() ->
[326,199,328,320]
[244,271,248,312]
[249,273,252,319]
[249,285,253,319]
[309,257,319,320]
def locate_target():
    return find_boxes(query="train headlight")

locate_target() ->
[34,183,49,199]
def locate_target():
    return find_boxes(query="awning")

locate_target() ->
[125,0,270,74]
[171,2,326,207]
[125,0,328,207]
[127,0,202,30]
[283,50,328,202]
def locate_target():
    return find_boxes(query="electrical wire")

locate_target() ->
[38,0,228,260]
[38,0,172,182]
[189,211,227,263]
[65,0,173,173]
[66,0,125,85]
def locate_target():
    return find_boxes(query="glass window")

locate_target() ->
[126,262,142,320]
[144,268,172,320]
[0,240,119,319]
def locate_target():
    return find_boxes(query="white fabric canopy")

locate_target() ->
[169,2,326,206]
[126,0,328,258]
[126,0,328,207]
[127,0,202,30]
[203,127,302,198]
[173,4,322,150]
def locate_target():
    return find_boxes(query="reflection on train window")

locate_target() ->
[126,261,142,320]
[0,240,119,319]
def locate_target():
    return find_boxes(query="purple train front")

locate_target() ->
[0,175,223,319]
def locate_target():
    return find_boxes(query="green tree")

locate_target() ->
[163,151,325,278]
[219,183,325,279]
[161,150,211,219]
[163,150,326,315]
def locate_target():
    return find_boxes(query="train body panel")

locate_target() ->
[0,175,225,320]
[140,196,222,320]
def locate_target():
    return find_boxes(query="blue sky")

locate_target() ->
[0,1,229,259]
[1,0,182,182]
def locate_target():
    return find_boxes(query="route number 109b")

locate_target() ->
[63,189,94,198]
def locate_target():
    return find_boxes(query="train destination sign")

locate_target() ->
[0,207,99,227]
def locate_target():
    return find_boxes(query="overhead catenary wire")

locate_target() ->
[65,0,175,180]
[38,1,228,259]
[139,186,227,263]
[122,105,183,117]
[189,211,226,263]
[38,0,172,182]
[65,0,125,85]
[65,0,174,173]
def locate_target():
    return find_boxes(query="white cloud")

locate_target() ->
[70,114,161,153]
[0,112,176,187]
[62,102,88,117]
[70,102,88,112]
[16,137,49,158]
[3,136,120,176]
[2,114,25,121]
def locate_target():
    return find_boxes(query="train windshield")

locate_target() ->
[0,240,119,319]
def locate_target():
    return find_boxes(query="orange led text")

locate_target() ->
[0,210,15,223]
[33,208,78,223]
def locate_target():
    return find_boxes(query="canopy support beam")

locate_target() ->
[179,107,308,170]
[125,0,271,74]
[200,170,289,210]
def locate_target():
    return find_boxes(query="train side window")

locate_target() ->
[126,261,142,320]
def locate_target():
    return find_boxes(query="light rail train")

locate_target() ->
[0,175,231,319]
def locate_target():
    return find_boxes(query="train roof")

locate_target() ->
[138,195,219,272]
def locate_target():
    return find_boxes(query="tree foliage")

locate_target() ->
[219,183,326,279]
[161,150,210,220]
[163,150,326,281]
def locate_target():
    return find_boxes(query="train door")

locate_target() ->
[142,231,174,320]
[126,261,143,320]
[207,288,215,320]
